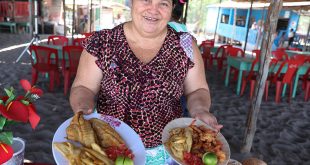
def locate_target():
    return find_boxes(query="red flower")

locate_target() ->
[0,143,13,164]
[20,79,43,96]
[0,96,40,129]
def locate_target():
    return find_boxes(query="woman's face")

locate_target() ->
[131,0,173,36]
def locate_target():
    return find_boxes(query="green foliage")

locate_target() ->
[0,132,13,145]
[0,116,6,130]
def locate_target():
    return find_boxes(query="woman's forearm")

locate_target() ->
[69,86,96,114]
[186,88,211,117]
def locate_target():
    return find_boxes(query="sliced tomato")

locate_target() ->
[183,152,203,165]
[105,145,135,161]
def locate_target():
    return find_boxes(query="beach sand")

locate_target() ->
[0,33,309,165]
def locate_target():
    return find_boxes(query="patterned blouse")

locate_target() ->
[82,24,194,148]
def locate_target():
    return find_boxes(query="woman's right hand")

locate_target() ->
[70,86,96,115]
[73,101,95,115]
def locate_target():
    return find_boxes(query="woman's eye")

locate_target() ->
[160,2,169,7]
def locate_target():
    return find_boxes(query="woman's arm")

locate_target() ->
[183,41,223,131]
[69,50,103,114]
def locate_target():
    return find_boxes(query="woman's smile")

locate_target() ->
[143,16,159,23]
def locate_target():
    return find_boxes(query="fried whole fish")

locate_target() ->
[90,118,125,148]
[66,112,97,148]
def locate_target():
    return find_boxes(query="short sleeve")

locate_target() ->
[81,30,110,58]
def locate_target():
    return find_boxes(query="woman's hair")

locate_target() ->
[173,0,177,5]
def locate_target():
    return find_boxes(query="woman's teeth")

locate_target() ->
[144,16,158,21]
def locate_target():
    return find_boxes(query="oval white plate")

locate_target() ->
[162,118,230,165]
[52,113,146,165]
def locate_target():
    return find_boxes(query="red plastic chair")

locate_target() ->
[212,44,232,71]
[288,47,301,51]
[240,50,261,98]
[47,35,69,46]
[200,39,215,47]
[82,32,92,37]
[226,47,245,82]
[62,46,84,95]
[73,37,86,46]
[29,45,60,92]
[272,49,289,61]
[270,58,306,103]
[227,47,245,57]
[201,46,211,69]
[303,67,310,101]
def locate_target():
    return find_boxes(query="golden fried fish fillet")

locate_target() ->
[66,112,97,148]
[90,118,125,148]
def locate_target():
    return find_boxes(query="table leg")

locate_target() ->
[292,73,300,98]
[225,65,231,87]
[282,84,287,97]
[236,70,243,95]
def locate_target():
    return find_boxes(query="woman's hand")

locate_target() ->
[70,86,96,115]
[193,111,223,131]
[73,101,94,115]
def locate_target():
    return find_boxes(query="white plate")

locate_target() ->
[52,113,146,165]
[162,118,230,165]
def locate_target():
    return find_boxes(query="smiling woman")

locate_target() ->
[69,0,221,164]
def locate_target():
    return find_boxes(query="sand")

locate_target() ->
[0,33,309,165]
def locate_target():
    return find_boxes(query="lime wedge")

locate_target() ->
[115,156,125,165]
[124,157,134,165]
[202,152,218,165]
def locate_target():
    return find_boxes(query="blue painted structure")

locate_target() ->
[206,7,300,47]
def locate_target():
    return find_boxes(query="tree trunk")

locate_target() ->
[241,0,283,153]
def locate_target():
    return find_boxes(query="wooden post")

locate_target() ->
[72,0,76,39]
[243,0,254,51]
[213,0,222,41]
[241,0,283,153]
[89,0,93,32]
[63,0,66,36]
[28,0,33,35]
[184,1,189,24]
[232,7,236,44]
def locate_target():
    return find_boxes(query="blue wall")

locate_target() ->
[206,7,300,45]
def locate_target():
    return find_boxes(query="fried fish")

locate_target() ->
[66,112,97,148]
[90,118,125,148]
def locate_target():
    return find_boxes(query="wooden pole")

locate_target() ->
[89,0,93,32]
[241,0,283,153]
[72,0,76,39]
[184,1,188,24]
[63,0,66,36]
[213,0,222,41]
[29,0,33,35]
[232,7,236,44]
[243,0,254,52]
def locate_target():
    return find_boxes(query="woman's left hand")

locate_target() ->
[193,111,223,132]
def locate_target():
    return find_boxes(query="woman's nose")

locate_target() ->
[147,3,160,14]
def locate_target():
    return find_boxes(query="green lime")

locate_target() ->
[202,152,218,165]
[123,157,134,165]
[115,156,125,165]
